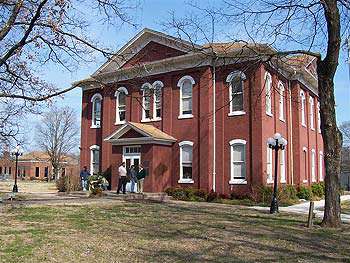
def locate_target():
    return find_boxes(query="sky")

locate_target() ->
[26,0,350,150]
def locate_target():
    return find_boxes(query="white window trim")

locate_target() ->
[319,151,324,181]
[178,75,195,119]
[91,93,102,128]
[300,90,306,127]
[115,87,128,125]
[311,149,316,182]
[303,147,308,183]
[280,149,286,183]
[317,102,321,133]
[226,71,246,117]
[178,141,194,184]
[89,145,100,175]
[309,97,315,130]
[141,83,152,122]
[267,146,273,184]
[278,81,285,122]
[229,139,247,184]
[152,81,164,121]
[264,72,272,116]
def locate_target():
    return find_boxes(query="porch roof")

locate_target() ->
[104,122,176,146]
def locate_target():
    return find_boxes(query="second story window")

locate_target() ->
[309,97,315,130]
[141,83,152,121]
[300,90,306,126]
[317,102,321,133]
[264,72,272,116]
[279,81,285,121]
[226,71,246,116]
[115,87,128,124]
[178,75,195,119]
[153,81,163,120]
[91,93,102,128]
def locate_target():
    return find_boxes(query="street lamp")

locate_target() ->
[267,133,287,214]
[11,145,23,193]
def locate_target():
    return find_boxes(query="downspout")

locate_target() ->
[212,57,218,192]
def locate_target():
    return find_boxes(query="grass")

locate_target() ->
[0,200,349,262]
[0,180,57,194]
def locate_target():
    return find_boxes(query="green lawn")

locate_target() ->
[0,200,349,263]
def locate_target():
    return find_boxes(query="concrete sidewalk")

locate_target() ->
[251,195,350,223]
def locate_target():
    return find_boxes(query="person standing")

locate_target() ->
[136,164,147,193]
[117,162,127,194]
[130,165,138,193]
[80,166,90,191]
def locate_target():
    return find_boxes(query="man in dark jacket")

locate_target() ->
[80,166,90,191]
[136,164,147,193]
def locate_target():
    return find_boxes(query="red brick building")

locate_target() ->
[76,28,324,195]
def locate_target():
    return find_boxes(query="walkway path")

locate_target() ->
[251,195,350,223]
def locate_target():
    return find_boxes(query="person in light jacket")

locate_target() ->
[117,162,127,194]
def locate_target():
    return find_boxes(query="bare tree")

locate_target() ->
[35,106,79,180]
[166,0,349,227]
[0,0,138,143]
[340,121,350,145]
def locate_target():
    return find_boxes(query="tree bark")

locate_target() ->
[318,0,342,227]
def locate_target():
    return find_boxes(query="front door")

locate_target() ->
[123,146,141,192]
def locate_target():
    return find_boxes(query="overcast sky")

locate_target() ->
[25,0,350,151]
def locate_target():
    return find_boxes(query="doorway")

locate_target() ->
[123,146,141,192]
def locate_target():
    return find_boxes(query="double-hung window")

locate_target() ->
[178,141,193,183]
[311,149,316,182]
[279,81,285,121]
[90,145,100,175]
[115,87,128,124]
[141,83,152,121]
[310,97,315,130]
[317,102,321,133]
[319,151,324,181]
[226,71,246,116]
[178,76,195,118]
[265,72,272,116]
[267,146,273,183]
[300,90,306,126]
[91,93,102,128]
[229,139,247,184]
[153,81,163,120]
[280,149,286,183]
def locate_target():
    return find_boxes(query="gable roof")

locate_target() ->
[93,28,201,76]
[104,122,176,145]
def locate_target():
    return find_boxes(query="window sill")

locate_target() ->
[229,179,247,185]
[320,178,324,182]
[266,112,273,117]
[178,179,194,184]
[302,123,307,128]
[303,179,308,183]
[153,117,162,122]
[90,125,101,129]
[267,179,274,184]
[178,114,193,120]
[280,180,287,184]
[115,121,126,125]
[228,111,245,117]
[141,119,152,123]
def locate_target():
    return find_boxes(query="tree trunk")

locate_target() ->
[318,0,342,228]
[318,68,342,227]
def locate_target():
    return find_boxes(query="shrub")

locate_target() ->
[254,185,273,203]
[56,174,82,192]
[193,189,207,199]
[297,186,312,200]
[311,182,325,198]
[279,185,298,201]
[56,176,67,192]
[230,192,251,200]
[206,190,218,202]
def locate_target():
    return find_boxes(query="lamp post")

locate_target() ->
[11,145,23,193]
[267,133,287,214]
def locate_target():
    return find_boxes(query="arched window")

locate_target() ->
[115,87,128,124]
[90,145,100,175]
[300,90,306,126]
[153,81,163,120]
[177,76,195,118]
[319,151,324,181]
[229,139,247,184]
[91,93,102,128]
[226,71,246,115]
[280,149,286,183]
[311,149,316,182]
[267,146,273,183]
[178,141,194,183]
[309,97,315,130]
[265,72,272,116]
[279,81,285,121]
[317,102,321,133]
[141,83,152,121]
[302,147,308,182]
